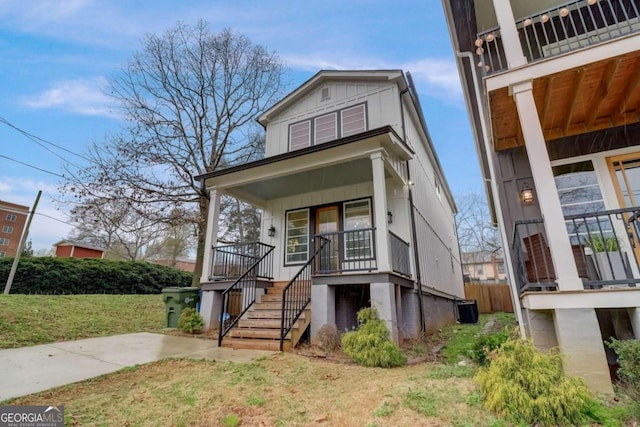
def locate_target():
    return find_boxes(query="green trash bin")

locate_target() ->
[161,287,199,328]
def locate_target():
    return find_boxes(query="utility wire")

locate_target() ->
[0,115,90,162]
[0,153,65,179]
[34,212,76,227]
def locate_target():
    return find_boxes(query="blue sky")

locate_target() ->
[0,0,481,251]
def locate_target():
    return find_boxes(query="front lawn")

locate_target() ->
[0,294,165,348]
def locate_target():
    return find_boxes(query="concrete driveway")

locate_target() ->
[0,332,273,401]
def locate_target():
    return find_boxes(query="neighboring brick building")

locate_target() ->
[53,240,105,259]
[0,200,29,258]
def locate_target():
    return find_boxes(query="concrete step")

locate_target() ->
[221,338,290,351]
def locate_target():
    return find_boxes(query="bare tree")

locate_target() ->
[63,22,286,281]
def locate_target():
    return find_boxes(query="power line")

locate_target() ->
[0,115,90,162]
[34,212,76,227]
[0,154,65,178]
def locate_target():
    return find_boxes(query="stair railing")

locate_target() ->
[218,243,275,346]
[279,237,329,351]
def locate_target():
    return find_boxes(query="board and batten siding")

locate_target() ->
[402,98,464,299]
[264,82,402,157]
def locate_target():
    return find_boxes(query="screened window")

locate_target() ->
[343,199,372,259]
[6,214,17,222]
[2,226,13,233]
[314,113,337,144]
[285,209,309,264]
[341,104,366,137]
[289,121,311,151]
[0,238,9,246]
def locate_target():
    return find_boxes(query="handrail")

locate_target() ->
[279,236,329,351]
[217,244,275,346]
[389,231,411,277]
[210,242,274,281]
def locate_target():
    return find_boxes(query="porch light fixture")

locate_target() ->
[268,225,276,237]
[520,188,535,204]
[387,211,393,224]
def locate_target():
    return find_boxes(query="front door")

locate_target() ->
[315,205,339,272]
[607,152,640,260]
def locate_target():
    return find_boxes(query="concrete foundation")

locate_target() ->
[421,292,456,334]
[370,282,398,343]
[310,284,336,342]
[524,309,558,351]
[401,290,421,339]
[554,308,614,395]
[200,290,223,330]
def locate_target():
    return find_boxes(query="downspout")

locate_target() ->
[455,51,526,337]
[399,86,426,334]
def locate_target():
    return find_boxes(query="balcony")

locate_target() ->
[476,0,639,75]
[512,207,640,293]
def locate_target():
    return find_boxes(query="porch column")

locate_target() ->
[200,289,223,329]
[491,0,527,68]
[371,152,391,272]
[628,307,640,339]
[554,308,614,395]
[200,187,222,285]
[311,284,336,343]
[511,81,582,291]
[370,282,398,343]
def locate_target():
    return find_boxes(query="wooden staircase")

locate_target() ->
[220,281,311,351]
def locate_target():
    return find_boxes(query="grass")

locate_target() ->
[5,354,506,426]
[0,294,165,348]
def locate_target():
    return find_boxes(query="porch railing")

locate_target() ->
[512,206,640,293]
[389,231,411,277]
[477,0,640,75]
[314,228,377,274]
[210,242,274,281]
[280,237,329,351]
[217,243,275,346]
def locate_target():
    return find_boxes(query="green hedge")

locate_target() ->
[0,257,193,294]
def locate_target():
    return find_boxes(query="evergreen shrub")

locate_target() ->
[341,307,406,368]
[470,328,512,366]
[0,257,193,294]
[608,338,640,414]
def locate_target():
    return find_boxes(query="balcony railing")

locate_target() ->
[476,0,639,75]
[389,231,411,277]
[512,207,640,293]
[314,228,377,274]
[209,242,274,281]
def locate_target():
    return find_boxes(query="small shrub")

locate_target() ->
[607,338,640,416]
[341,308,406,368]
[475,338,596,426]
[316,324,340,352]
[178,308,204,333]
[470,328,511,366]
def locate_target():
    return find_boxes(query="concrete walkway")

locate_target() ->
[0,332,273,401]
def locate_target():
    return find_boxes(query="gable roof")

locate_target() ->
[52,239,105,252]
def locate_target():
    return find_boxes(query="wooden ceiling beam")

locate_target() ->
[540,77,554,131]
[617,57,640,117]
[585,59,621,129]
[563,69,586,136]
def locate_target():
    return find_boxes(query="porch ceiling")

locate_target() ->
[490,50,640,151]
[229,157,374,201]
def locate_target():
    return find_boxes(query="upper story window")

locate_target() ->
[288,103,367,151]
[2,226,13,233]
[314,113,337,145]
[0,238,9,246]
[6,214,17,222]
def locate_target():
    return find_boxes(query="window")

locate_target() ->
[497,262,505,274]
[0,238,9,246]
[314,113,337,144]
[285,209,309,264]
[6,214,17,222]
[476,265,484,275]
[2,226,13,233]
[288,103,367,150]
[553,161,607,244]
[341,104,366,137]
[0,251,5,257]
[289,121,311,151]
[343,199,372,259]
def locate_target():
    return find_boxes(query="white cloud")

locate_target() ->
[20,77,119,119]
[0,177,72,251]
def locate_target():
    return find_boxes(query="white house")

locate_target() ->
[196,70,464,351]
[441,0,640,394]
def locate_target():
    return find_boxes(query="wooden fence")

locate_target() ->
[464,283,514,314]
